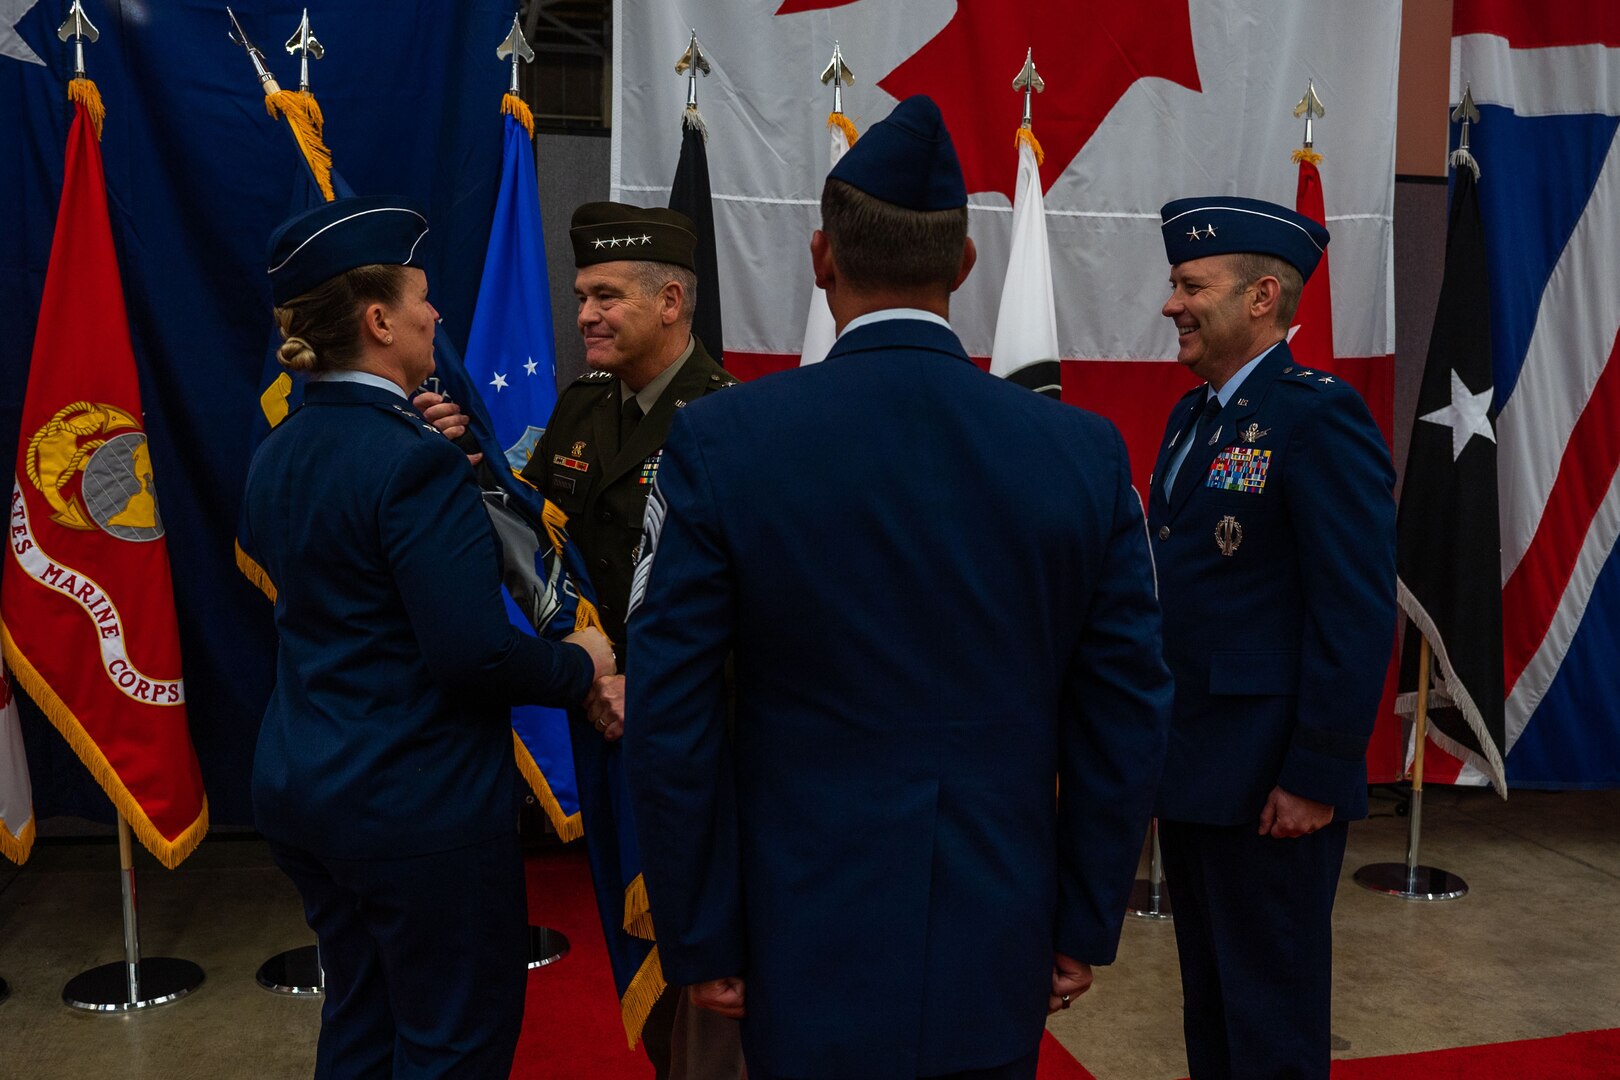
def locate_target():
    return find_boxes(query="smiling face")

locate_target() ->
[1161,253,1269,386]
[574,262,682,387]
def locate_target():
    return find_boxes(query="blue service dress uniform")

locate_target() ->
[240,378,594,1079]
[623,316,1174,1080]
[1146,343,1396,1080]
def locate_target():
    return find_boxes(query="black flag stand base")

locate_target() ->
[527,926,569,970]
[62,817,205,1012]
[1127,819,1173,920]
[257,945,324,995]
[1353,638,1469,902]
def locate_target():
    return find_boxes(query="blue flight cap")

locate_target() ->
[267,196,429,305]
[1160,196,1329,282]
[827,95,967,211]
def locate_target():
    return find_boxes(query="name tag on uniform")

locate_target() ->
[550,474,577,495]
[1206,447,1272,494]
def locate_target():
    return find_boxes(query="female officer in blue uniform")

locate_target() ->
[240,196,614,1078]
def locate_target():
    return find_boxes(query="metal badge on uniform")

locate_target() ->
[571,440,587,457]
[1206,447,1272,494]
[1206,424,1223,447]
[552,453,590,473]
[1215,514,1243,556]
[674,398,688,408]
[1240,422,1271,444]
[637,450,663,486]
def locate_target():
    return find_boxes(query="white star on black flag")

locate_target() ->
[1395,164,1507,794]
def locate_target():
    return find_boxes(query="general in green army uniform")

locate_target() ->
[521,201,742,1080]
[520,202,736,647]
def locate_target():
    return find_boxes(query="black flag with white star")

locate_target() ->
[1395,163,1507,794]
[669,106,725,364]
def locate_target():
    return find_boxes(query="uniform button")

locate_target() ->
[1157,525,1171,541]
[596,557,610,570]
[598,602,613,616]
[598,508,613,523]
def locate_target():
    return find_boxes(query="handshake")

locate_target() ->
[563,627,625,742]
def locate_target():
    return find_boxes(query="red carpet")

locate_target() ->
[1328,1027,1620,1078]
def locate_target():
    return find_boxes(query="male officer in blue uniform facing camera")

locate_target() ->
[622,95,1173,1080]
[1147,197,1396,1080]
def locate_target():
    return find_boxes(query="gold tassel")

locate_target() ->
[1015,125,1045,167]
[235,541,278,602]
[265,90,336,202]
[502,92,536,139]
[510,732,584,842]
[0,814,35,865]
[623,872,656,940]
[1292,148,1324,166]
[67,77,105,142]
[827,111,858,147]
[619,946,668,1049]
[1,623,210,869]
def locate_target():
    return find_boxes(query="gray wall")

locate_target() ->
[535,131,613,386]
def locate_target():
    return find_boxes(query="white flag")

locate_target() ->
[989,131,1060,395]
[0,660,35,864]
[799,118,854,366]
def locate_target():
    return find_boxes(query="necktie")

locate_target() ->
[1169,396,1223,505]
[621,396,643,441]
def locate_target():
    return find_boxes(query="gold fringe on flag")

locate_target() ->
[235,541,277,602]
[539,499,607,635]
[1291,147,1324,166]
[620,945,667,1049]
[265,90,335,202]
[511,731,584,841]
[1,622,209,869]
[1015,125,1045,167]
[67,77,106,142]
[502,92,535,139]
[0,815,35,865]
[681,103,709,142]
[827,111,858,147]
[623,872,656,940]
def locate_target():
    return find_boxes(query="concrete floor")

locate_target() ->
[1,787,1617,1079]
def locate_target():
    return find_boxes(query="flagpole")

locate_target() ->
[62,816,205,1011]
[1353,637,1469,901]
[1126,819,1172,920]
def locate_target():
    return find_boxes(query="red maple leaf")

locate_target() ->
[777,0,1202,200]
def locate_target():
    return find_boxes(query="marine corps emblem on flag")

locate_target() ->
[22,402,164,540]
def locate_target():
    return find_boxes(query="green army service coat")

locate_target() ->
[520,337,736,646]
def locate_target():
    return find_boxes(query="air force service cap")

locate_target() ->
[1160,196,1330,282]
[267,196,429,305]
[827,94,967,211]
[570,202,697,271]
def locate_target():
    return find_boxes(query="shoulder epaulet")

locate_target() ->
[1277,364,1349,393]
[380,401,439,436]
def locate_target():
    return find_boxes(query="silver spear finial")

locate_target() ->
[676,30,710,109]
[1012,48,1044,130]
[1293,80,1326,149]
[1450,84,1482,179]
[496,15,535,97]
[283,9,324,94]
[56,0,100,79]
[820,41,854,116]
[227,8,282,94]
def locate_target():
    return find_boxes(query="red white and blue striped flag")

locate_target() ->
[1438,3,1620,786]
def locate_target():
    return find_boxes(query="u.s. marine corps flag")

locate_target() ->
[1,75,206,867]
